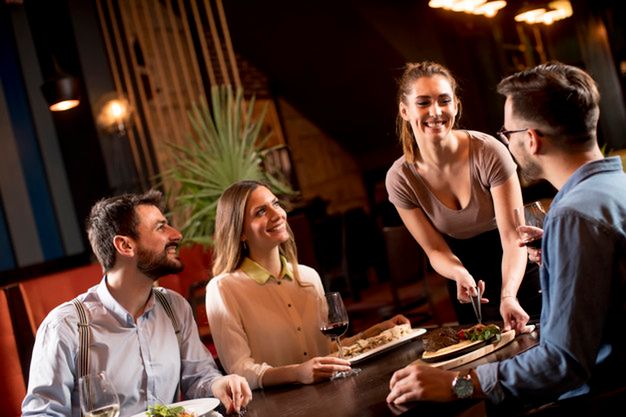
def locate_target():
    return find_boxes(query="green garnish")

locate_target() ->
[146,404,186,417]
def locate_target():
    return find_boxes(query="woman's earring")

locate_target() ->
[242,240,248,251]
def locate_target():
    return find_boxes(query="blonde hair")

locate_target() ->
[212,180,304,284]
[396,61,462,163]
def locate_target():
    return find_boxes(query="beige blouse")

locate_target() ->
[205,260,331,389]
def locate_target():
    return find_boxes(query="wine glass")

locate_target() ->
[79,372,121,417]
[319,292,361,379]
[513,201,547,249]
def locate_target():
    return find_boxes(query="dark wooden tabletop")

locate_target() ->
[243,328,540,417]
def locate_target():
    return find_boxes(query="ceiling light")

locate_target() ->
[429,0,507,18]
[514,0,572,25]
[40,76,80,112]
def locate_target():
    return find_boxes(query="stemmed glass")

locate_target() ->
[319,291,361,379]
[79,372,121,417]
[513,201,547,249]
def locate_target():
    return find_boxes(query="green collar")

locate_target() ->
[241,256,294,284]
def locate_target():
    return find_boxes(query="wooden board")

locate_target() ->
[414,329,516,369]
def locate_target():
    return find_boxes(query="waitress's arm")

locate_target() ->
[491,174,530,332]
[395,206,478,302]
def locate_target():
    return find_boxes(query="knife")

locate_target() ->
[470,286,482,324]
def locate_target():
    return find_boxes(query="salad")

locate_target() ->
[146,404,196,417]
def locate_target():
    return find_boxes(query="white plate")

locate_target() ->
[130,398,220,417]
[346,328,427,364]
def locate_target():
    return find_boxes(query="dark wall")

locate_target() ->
[223,0,626,175]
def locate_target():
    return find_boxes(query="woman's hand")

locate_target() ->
[295,356,352,384]
[499,296,530,333]
[210,374,252,414]
[456,277,487,305]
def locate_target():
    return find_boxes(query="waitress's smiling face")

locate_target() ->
[400,74,458,141]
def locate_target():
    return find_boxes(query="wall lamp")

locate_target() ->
[428,0,507,18]
[40,75,81,112]
[514,1,573,25]
[96,93,132,137]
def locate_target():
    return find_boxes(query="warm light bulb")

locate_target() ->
[474,1,506,17]
[96,94,132,136]
[49,99,80,112]
[515,8,546,23]
[109,101,125,118]
[428,0,455,8]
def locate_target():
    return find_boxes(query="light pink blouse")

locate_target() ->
[205,263,331,389]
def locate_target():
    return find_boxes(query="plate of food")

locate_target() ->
[340,324,427,364]
[420,323,501,363]
[131,398,221,417]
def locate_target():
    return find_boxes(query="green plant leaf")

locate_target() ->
[160,85,295,246]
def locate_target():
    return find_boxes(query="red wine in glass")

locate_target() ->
[319,292,361,379]
[321,322,349,338]
[524,237,543,249]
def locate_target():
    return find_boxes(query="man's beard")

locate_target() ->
[136,244,184,280]
[511,148,542,183]
[518,157,542,183]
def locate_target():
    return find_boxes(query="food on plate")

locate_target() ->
[340,323,412,358]
[422,327,460,352]
[457,323,501,342]
[146,404,196,417]
[422,324,501,353]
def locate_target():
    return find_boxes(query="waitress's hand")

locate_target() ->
[456,277,487,305]
[500,297,530,333]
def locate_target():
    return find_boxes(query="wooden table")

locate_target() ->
[243,328,540,417]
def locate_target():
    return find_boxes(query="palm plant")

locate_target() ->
[161,85,295,246]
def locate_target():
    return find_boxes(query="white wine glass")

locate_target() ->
[319,291,361,379]
[513,201,547,249]
[79,372,121,417]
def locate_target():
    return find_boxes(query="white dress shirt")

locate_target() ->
[22,278,224,417]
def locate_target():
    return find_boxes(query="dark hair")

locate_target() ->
[497,61,600,150]
[86,189,164,270]
[396,61,462,163]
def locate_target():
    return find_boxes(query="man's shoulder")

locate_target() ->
[152,287,192,312]
[38,297,87,336]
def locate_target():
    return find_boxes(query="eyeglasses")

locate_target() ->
[497,127,529,145]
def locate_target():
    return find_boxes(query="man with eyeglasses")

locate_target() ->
[387,62,626,413]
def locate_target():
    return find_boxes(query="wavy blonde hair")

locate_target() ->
[212,180,304,283]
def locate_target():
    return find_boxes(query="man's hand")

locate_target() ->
[387,364,457,403]
[211,374,252,414]
[517,225,543,265]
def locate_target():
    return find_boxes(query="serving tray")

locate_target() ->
[415,329,516,369]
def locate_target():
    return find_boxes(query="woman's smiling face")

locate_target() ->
[242,186,289,251]
[399,74,458,141]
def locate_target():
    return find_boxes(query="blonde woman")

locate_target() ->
[206,180,408,389]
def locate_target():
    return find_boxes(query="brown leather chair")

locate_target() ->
[382,225,440,325]
[1,287,27,417]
